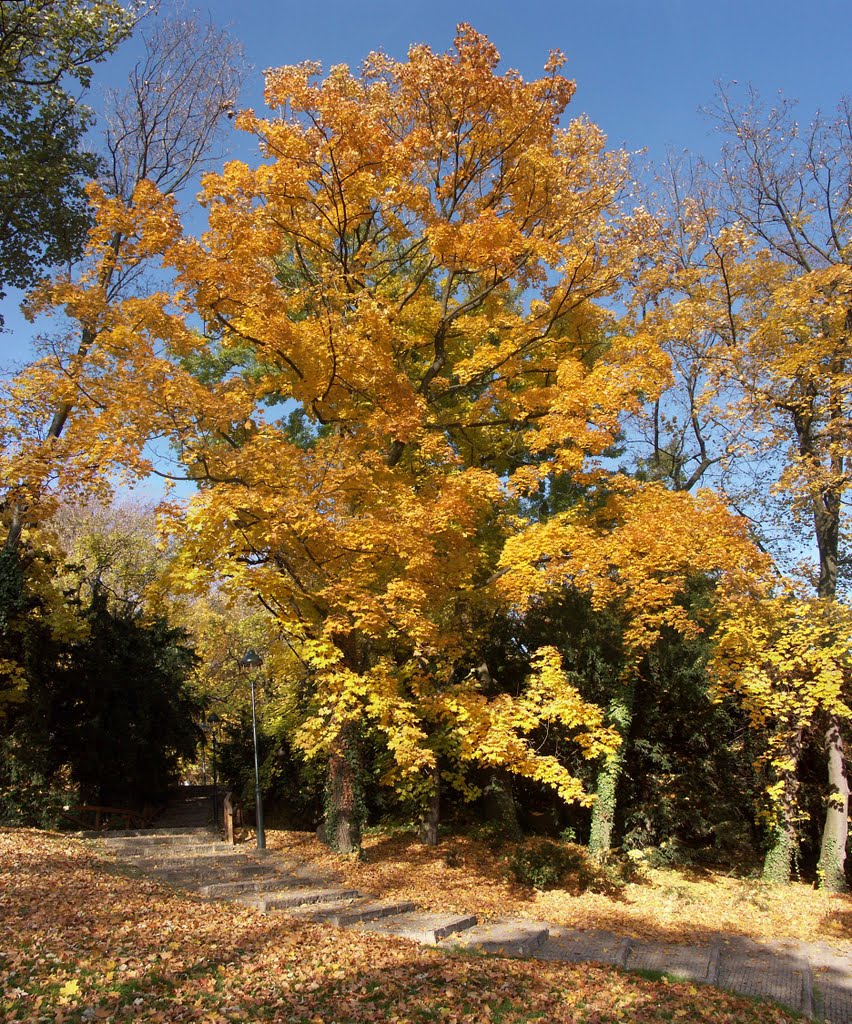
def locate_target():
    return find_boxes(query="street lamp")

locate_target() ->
[239,649,266,850]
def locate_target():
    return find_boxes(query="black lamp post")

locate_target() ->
[239,649,265,850]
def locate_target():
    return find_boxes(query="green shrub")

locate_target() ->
[0,735,76,828]
[508,838,624,893]
[509,838,567,888]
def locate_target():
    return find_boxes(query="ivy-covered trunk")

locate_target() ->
[761,729,801,884]
[762,821,796,884]
[817,715,849,892]
[808,358,848,892]
[588,681,635,858]
[324,723,364,855]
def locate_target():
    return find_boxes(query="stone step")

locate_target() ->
[103,833,218,847]
[301,898,417,927]
[197,875,323,898]
[123,853,260,871]
[240,887,361,912]
[116,844,238,861]
[440,919,550,958]
[152,817,213,828]
[111,845,233,859]
[83,827,211,839]
[146,862,277,883]
[361,911,478,945]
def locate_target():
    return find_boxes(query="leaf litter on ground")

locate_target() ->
[1,829,812,1023]
[266,828,852,947]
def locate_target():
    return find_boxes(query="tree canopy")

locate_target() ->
[1,24,849,888]
[0,1,140,313]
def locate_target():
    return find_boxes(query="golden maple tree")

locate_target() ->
[6,28,789,860]
[497,477,771,854]
[710,592,852,883]
[11,26,675,850]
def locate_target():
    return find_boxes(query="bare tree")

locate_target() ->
[103,11,243,206]
[632,88,852,890]
[708,85,852,274]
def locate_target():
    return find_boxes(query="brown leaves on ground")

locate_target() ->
[2,830,800,1024]
[267,829,852,946]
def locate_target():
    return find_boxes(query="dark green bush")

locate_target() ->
[509,838,567,888]
[0,735,76,827]
[508,838,623,893]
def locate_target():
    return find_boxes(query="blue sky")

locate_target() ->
[202,0,852,162]
[2,0,851,368]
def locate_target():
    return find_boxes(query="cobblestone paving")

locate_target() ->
[536,926,631,967]
[716,936,806,1012]
[626,939,713,981]
[804,941,852,1024]
[530,928,852,1022]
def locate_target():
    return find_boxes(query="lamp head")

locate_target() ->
[239,649,263,670]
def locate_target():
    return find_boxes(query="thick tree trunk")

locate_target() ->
[817,716,849,892]
[762,766,797,884]
[324,725,364,855]
[588,681,635,858]
[418,764,440,847]
[761,729,801,884]
[762,821,796,884]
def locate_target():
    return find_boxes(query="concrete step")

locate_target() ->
[116,844,239,862]
[123,853,260,871]
[103,833,218,848]
[302,898,417,927]
[111,844,232,858]
[197,875,323,898]
[440,919,550,958]
[361,911,478,945]
[240,887,361,912]
[83,827,211,839]
[146,862,277,883]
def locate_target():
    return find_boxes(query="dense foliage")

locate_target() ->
[0,21,849,891]
[0,1,138,313]
[0,535,201,824]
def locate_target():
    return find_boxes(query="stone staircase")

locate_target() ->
[91,829,852,1021]
[94,829,502,949]
[148,785,219,829]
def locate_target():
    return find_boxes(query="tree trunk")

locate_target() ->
[760,727,804,884]
[482,771,522,841]
[418,764,440,847]
[588,682,634,858]
[762,821,796,884]
[324,725,364,855]
[804,342,848,890]
[818,715,849,892]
